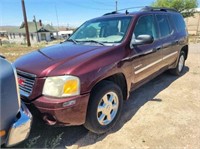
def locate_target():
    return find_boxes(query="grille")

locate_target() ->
[17,70,36,97]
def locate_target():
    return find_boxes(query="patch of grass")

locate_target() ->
[23,132,64,148]
[24,136,41,148]
[0,45,38,62]
[191,71,200,75]
[0,40,62,62]
[44,132,64,149]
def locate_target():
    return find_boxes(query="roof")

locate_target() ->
[20,22,57,33]
[4,22,57,33]
[97,7,181,20]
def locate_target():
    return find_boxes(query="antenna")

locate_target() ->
[55,4,60,31]
[115,1,118,12]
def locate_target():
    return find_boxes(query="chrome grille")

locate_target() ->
[17,70,36,97]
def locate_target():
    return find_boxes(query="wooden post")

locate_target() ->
[33,16,40,42]
[196,13,200,34]
[21,0,31,46]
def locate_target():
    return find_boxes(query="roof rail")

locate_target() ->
[141,6,178,12]
[103,11,118,16]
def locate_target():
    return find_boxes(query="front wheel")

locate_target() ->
[170,51,186,76]
[84,81,123,134]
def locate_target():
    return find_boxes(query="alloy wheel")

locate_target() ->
[97,92,119,125]
[178,55,185,72]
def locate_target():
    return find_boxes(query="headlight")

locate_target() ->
[42,75,80,97]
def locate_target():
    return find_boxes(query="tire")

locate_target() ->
[170,51,186,76]
[84,80,123,134]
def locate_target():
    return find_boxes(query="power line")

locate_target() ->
[63,0,113,11]
[91,0,114,7]
[117,6,145,12]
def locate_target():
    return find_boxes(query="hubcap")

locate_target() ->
[178,55,185,72]
[97,92,119,125]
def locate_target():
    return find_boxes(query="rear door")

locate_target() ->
[155,14,179,67]
[169,13,188,54]
[130,14,163,83]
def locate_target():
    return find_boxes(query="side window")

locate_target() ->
[171,14,186,33]
[156,15,172,38]
[134,15,158,39]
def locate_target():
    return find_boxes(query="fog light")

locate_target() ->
[0,130,6,137]
[63,100,76,107]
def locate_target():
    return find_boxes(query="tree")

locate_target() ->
[152,0,198,17]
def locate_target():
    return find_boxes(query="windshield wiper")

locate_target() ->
[65,39,78,44]
[81,40,105,46]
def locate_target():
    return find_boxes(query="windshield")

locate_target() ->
[69,16,132,45]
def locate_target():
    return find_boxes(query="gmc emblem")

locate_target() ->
[18,77,25,86]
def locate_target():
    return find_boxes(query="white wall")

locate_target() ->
[7,32,54,44]
[8,33,38,44]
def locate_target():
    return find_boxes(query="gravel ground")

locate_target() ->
[12,43,200,149]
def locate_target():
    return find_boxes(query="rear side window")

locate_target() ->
[170,14,186,33]
[156,15,172,38]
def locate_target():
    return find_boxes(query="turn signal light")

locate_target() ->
[0,130,6,137]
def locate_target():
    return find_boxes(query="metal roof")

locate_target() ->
[3,22,57,34]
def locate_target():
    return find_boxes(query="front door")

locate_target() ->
[130,14,163,84]
[41,33,47,41]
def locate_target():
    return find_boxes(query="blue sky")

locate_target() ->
[0,0,200,27]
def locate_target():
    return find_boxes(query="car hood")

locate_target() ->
[14,43,110,77]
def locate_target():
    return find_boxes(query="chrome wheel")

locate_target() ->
[97,92,119,125]
[178,55,185,72]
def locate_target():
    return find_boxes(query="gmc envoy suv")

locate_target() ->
[14,7,188,134]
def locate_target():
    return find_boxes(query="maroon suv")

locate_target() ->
[14,7,188,134]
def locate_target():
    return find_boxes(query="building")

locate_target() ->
[56,30,73,39]
[6,21,58,44]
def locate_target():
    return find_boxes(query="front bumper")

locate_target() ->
[33,93,90,126]
[6,103,32,147]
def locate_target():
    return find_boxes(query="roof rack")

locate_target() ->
[103,6,143,16]
[102,6,178,16]
[103,11,119,16]
[141,6,178,12]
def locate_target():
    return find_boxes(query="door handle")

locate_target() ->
[172,40,179,45]
[154,46,162,51]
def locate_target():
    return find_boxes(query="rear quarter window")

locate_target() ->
[170,13,186,33]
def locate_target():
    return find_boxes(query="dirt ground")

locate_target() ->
[9,43,200,149]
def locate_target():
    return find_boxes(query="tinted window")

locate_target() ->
[156,15,171,37]
[171,14,186,33]
[134,15,158,39]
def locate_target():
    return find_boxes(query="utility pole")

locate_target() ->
[115,0,118,12]
[33,16,40,42]
[21,0,31,46]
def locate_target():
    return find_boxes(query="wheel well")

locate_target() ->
[103,73,128,100]
[181,45,188,60]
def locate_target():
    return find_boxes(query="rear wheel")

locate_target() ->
[84,81,123,134]
[170,51,186,76]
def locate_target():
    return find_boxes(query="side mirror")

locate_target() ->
[130,34,154,48]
